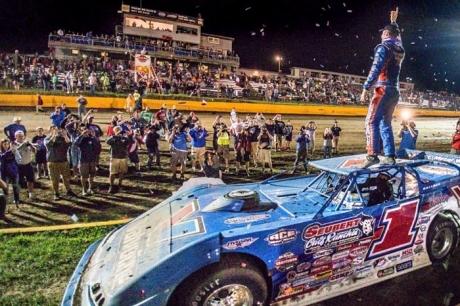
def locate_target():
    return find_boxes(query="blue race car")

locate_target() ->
[62,150,460,306]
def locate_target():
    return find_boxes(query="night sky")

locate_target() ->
[2,0,460,93]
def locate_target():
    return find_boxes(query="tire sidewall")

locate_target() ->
[426,216,458,264]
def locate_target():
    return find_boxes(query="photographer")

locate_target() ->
[216,124,231,173]
[323,128,334,159]
[212,115,225,152]
[144,120,162,170]
[396,120,418,158]
[50,106,66,127]
[235,127,252,176]
[75,127,99,195]
[202,151,222,179]
[293,126,309,173]
[168,125,191,182]
[305,121,317,157]
[258,126,274,174]
[189,121,209,172]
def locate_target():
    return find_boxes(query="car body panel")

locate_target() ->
[62,151,460,306]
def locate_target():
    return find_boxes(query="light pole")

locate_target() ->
[276,56,282,73]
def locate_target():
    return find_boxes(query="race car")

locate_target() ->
[61,150,460,306]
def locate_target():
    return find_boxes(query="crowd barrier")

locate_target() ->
[0,94,458,117]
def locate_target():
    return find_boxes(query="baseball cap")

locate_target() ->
[14,130,24,136]
[13,117,21,121]
[379,24,400,36]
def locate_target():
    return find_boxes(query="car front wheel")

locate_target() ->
[169,256,268,306]
[426,215,458,264]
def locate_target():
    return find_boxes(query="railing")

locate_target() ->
[48,34,240,65]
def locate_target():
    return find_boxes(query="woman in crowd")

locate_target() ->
[450,123,460,154]
[323,127,334,159]
[0,139,21,207]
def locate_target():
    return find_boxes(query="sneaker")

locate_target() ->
[380,156,396,165]
[224,168,229,173]
[180,174,185,180]
[87,189,94,195]
[108,186,116,194]
[36,174,41,180]
[136,171,142,177]
[66,190,78,197]
[262,168,266,173]
[82,190,87,196]
[53,193,60,200]
[361,155,380,169]
[246,170,250,177]
[28,192,34,200]
[192,167,196,172]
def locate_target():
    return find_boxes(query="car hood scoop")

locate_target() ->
[202,189,276,212]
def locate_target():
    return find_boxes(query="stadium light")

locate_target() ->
[276,56,282,73]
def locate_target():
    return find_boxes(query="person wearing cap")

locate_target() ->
[14,131,37,200]
[331,120,342,154]
[106,126,135,194]
[76,94,88,121]
[396,120,418,158]
[273,114,286,151]
[45,125,78,200]
[361,8,405,168]
[4,117,26,142]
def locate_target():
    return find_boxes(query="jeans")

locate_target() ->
[323,146,332,159]
[3,174,20,203]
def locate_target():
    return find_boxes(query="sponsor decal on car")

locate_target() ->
[377,266,395,278]
[222,237,258,250]
[313,249,334,259]
[387,253,401,261]
[275,252,298,272]
[330,270,352,282]
[313,255,332,267]
[414,239,424,245]
[293,275,317,286]
[401,248,414,259]
[333,265,352,274]
[304,278,329,290]
[224,214,271,224]
[414,245,425,254]
[358,238,373,246]
[427,194,449,209]
[311,264,332,274]
[315,270,332,280]
[396,260,413,272]
[352,256,364,265]
[337,243,353,251]
[302,214,375,252]
[296,262,312,272]
[287,270,311,281]
[332,250,350,260]
[332,258,352,269]
[420,225,427,232]
[373,258,387,268]
[350,246,368,257]
[266,229,298,246]
[277,284,304,299]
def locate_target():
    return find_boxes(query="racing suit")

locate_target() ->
[364,30,405,157]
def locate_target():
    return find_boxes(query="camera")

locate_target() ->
[401,120,408,126]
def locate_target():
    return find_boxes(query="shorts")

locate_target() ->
[69,145,79,168]
[259,149,272,163]
[191,146,206,160]
[109,158,128,175]
[128,151,140,164]
[170,150,188,166]
[80,162,97,178]
[48,161,71,185]
[18,163,35,183]
[236,151,251,162]
[217,145,230,159]
[35,150,47,164]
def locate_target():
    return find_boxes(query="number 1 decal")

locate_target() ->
[368,200,420,259]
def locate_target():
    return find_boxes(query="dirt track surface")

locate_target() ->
[0,107,456,229]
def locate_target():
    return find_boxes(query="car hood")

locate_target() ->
[81,177,319,299]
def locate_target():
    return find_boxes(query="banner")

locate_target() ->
[134,54,153,82]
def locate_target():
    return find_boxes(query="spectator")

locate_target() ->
[42,71,51,91]
[32,127,48,179]
[168,125,191,182]
[75,127,100,195]
[450,123,460,155]
[0,178,7,219]
[257,126,274,173]
[155,106,168,134]
[293,126,309,173]
[51,73,58,91]
[187,111,199,129]
[234,127,252,176]
[212,115,225,152]
[125,94,135,118]
[396,120,418,158]
[202,151,222,179]
[305,121,318,157]
[88,72,97,95]
[249,118,261,167]
[0,139,21,208]
[273,114,286,151]
[65,115,83,180]
[14,131,37,200]
[189,121,209,172]
[106,126,134,193]
[323,128,334,159]
[36,93,44,114]
[4,117,26,142]
[284,120,293,151]
[331,120,342,154]
[76,94,88,120]
[133,89,142,110]
[144,120,162,169]
[230,117,244,152]
[127,127,143,176]
[61,103,72,117]
[140,106,154,124]
[44,125,78,200]
[50,106,66,127]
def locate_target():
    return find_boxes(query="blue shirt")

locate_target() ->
[189,128,208,148]
[4,123,26,141]
[399,129,418,150]
[50,111,66,127]
[296,134,310,150]
[172,132,188,151]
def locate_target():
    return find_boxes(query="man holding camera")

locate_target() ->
[106,126,135,193]
[50,106,66,127]
[257,126,274,174]
[168,125,191,182]
[189,121,209,172]
[14,131,37,200]
[293,126,310,173]
[75,127,100,195]
[396,120,418,158]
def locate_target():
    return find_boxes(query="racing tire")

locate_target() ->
[426,215,458,264]
[169,256,268,306]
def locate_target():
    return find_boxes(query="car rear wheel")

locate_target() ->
[169,256,268,306]
[426,215,458,264]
